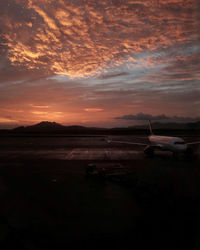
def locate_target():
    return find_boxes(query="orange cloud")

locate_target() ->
[84,108,104,112]
[32,111,48,115]
[0,117,18,123]
[0,0,199,129]
[1,0,196,77]
[30,104,50,108]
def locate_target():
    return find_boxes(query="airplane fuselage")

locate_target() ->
[148,135,187,153]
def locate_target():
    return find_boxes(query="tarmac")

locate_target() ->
[0,134,200,249]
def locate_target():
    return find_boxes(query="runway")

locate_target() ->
[0,148,142,160]
[0,134,199,161]
[0,134,200,249]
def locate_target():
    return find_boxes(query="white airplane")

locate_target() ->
[106,120,200,156]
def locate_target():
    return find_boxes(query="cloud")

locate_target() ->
[115,112,200,122]
[1,0,199,77]
[97,72,129,79]
[0,117,18,123]
[0,0,199,128]
[31,111,48,115]
[84,108,103,112]
[30,104,50,108]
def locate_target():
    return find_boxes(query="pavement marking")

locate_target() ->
[0,148,142,160]
[64,148,141,160]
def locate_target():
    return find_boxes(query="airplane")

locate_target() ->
[106,120,200,156]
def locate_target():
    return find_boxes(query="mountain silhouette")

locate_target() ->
[12,121,91,133]
[29,121,65,129]
[2,120,199,135]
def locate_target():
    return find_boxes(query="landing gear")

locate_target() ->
[144,146,154,156]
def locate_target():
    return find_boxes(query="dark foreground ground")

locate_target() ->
[0,134,200,250]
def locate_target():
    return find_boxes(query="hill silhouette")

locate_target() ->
[0,120,199,135]
[13,121,88,132]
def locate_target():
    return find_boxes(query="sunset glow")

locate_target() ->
[0,0,199,128]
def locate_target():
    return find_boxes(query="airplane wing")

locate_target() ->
[105,138,148,146]
[186,141,200,145]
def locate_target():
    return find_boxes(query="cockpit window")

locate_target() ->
[174,141,185,145]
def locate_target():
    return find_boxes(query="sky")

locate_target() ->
[0,0,200,128]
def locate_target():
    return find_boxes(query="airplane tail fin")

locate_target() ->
[148,120,153,135]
